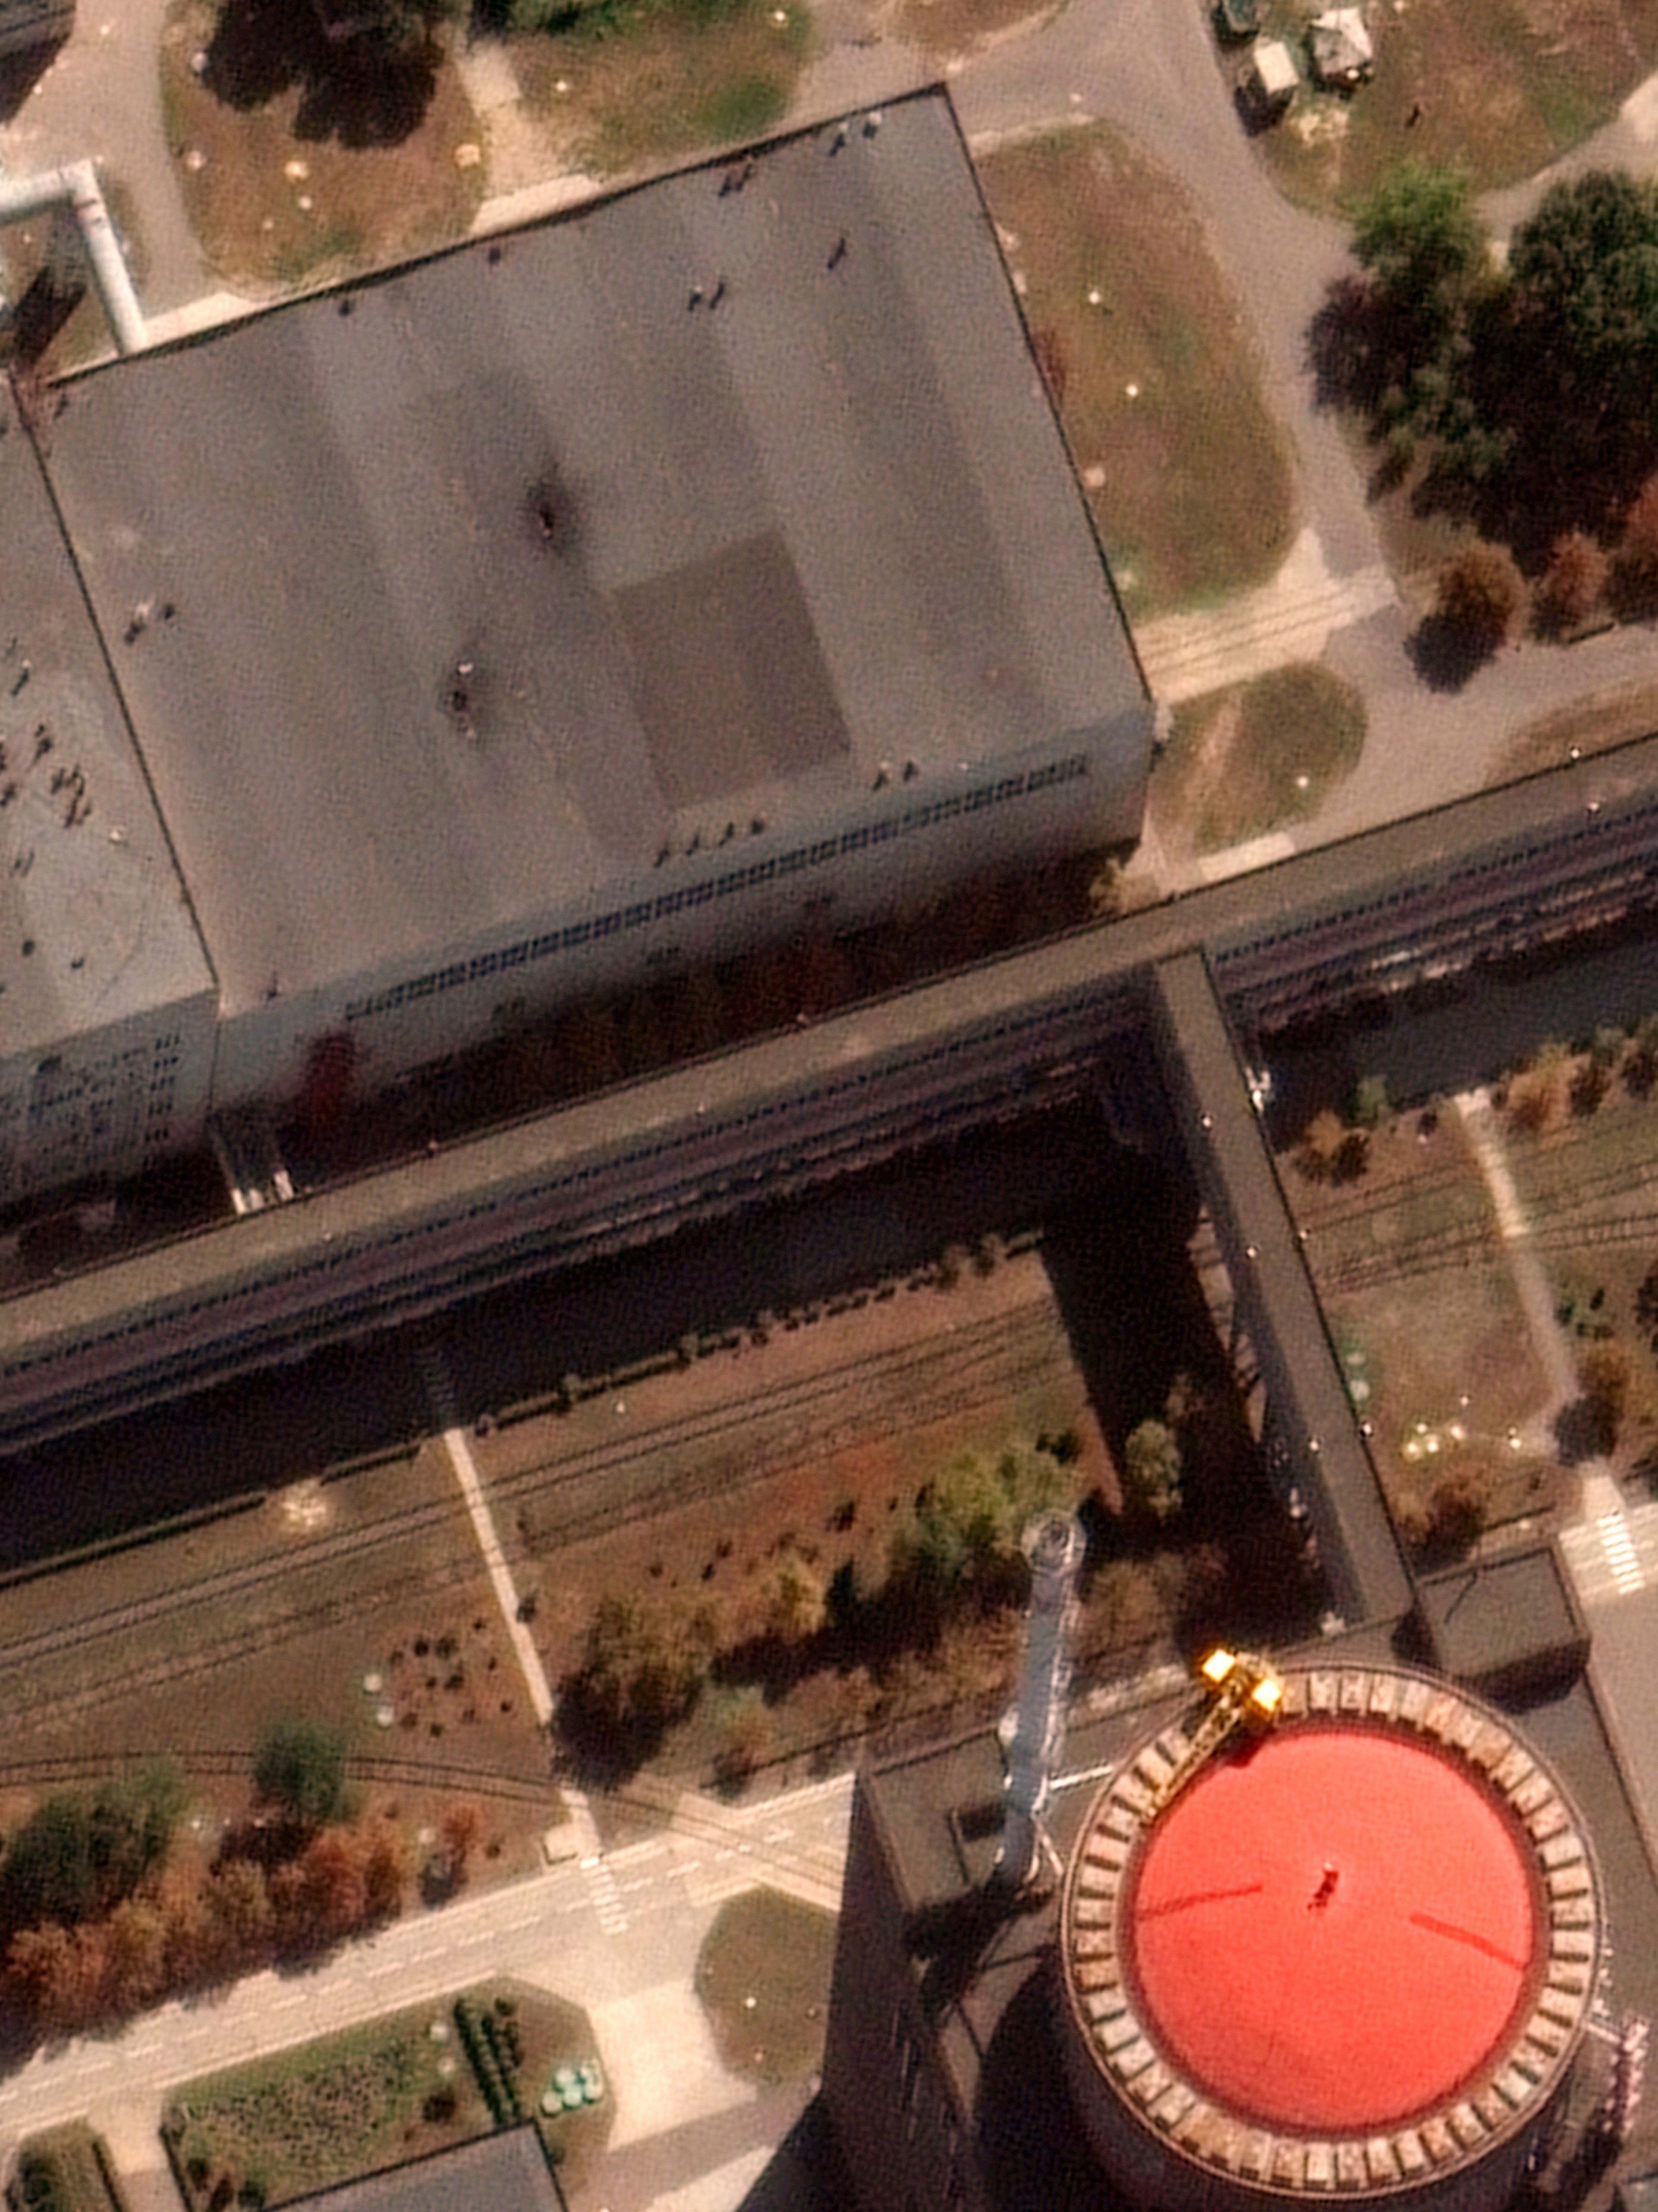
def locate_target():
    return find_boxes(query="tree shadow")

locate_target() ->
[203,0,439,149]
[1554,1393,1614,1466]
[1406,609,1499,692]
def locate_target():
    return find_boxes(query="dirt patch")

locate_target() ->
[1151,664,1365,857]
[890,0,1058,63]
[1256,0,1658,205]
[160,0,486,294]
[977,127,1295,617]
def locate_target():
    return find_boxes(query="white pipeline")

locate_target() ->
[0,159,145,353]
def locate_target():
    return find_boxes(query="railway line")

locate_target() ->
[0,1285,1073,1751]
[1305,1112,1658,1293]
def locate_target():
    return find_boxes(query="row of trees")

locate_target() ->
[7,1824,412,2037]
[560,1403,1214,1780]
[0,1723,482,2041]
[1327,162,1658,572]
[560,1441,1082,1776]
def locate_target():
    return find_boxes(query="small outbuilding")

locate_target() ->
[1242,37,1299,117]
[1308,6,1374,88]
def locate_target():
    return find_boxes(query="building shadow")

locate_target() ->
[732,2097,855,2212]
[0,37,65,121]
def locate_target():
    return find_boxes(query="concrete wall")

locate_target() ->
[0,984,217,1206]
[210,740,1129,1113]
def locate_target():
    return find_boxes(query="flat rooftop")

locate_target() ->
[865,1623,1658,2212]
[44,89,1145,1018]
[288,2125,566,2212]
[0,424,210,1058]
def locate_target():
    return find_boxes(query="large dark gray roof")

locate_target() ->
[286,2125,566,2212]
[0,425,211,1057]
[44,90,1144,1017]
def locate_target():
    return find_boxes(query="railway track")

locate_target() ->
[0,1286,1070,1746]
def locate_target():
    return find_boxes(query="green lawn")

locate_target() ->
[1152,664,1364,855]
[510,0,811,176]
[977,126,1295,618]
[1254,0,1658,206]
[694,1887,837,2084]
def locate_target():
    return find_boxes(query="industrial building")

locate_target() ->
[0,86,1152,1209]
[821,1618,1648,2212]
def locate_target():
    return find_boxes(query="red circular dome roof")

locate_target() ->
[1125,1727,1542,2134]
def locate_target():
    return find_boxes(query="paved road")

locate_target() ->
[0,1771,852,2212]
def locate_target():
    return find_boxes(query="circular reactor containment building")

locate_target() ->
[1059,1663,1602,2212]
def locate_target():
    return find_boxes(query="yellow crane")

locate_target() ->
[1145,1647,1284,1821]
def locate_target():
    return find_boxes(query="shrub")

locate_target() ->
[1397,1467,1488,1560]
[253,1719,349,1831]
[1626,1013,1658,1097]
[1348,1073,1390,1128]
[1505,1046,1568,1134]
[762,1552,827,1643]
[1121,1420,1183,1524]
[1577,1338,1633,1448]
[1569,1056,1612,1117]
[1435,542,1526,648]
[1295,1108,1347,1182]
[1614,472,1658,614]
[1533,529,1608,635]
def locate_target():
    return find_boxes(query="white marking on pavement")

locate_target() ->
[439,1421,554,1726]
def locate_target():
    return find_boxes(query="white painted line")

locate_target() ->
[440,1424,555,1726]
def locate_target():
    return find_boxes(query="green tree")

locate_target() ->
[253,1718,350,1830]
[1122,1419,1183,1523]
[563,1595,713,1762]
[1509,171,1658,450]
[0,1764,185,1933]
[1353,161,1486,310]
[889,1447,1066,1598]
[1350,163,1489,454]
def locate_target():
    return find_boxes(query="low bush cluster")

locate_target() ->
[454,1995,526,2125]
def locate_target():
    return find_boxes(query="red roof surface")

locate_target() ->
[1126,1727,1542,2133]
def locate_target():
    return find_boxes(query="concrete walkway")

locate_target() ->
[1133,529,1397,704]
[0,1770,852,2212]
